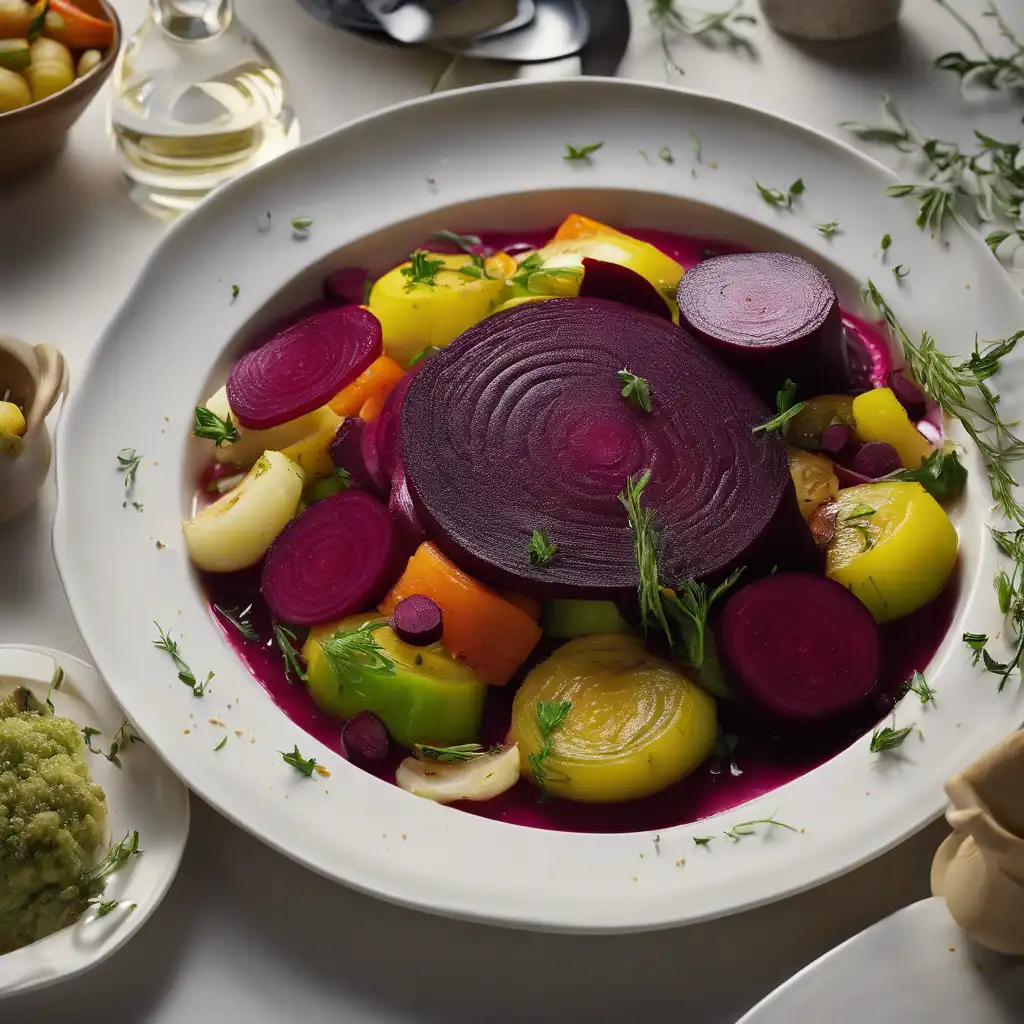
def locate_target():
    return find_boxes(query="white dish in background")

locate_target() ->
[53,78,1024,933]
[739,897,1024,1023]
[0,646,189,999]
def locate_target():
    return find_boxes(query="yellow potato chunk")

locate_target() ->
[511,634,717,803]
[853,387,933,469]
[29,36,72,72]
[0,400,26,437]
[788,446,839,520]
[0,66,30,112]
[23,60,72,102]
[826,481,958,623]
[182,451,304,572]
[369,252,514,367]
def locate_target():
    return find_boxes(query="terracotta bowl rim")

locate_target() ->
[0,0,122,125]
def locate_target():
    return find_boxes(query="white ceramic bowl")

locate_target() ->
[53,79,1024,932]
[0,647,189,998]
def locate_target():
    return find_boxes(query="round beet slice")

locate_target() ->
[228,306,382,430]
[886,371,927,420]
[579,258,672,320]
[716,572,882,723]
[261,490,399,626]
[402,297,816,598]
[391,594,443,646]
[851,441,902,478]
[675,252,848,393]
[342,710,390,766]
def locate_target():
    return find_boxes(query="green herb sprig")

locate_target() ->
[649,0,756,76]
[509,253,583,292]
[528,699,572,788]
[401,250,446,289]
[756,178,805,209]
[117,448,142,491]
[319,620,395,682]
[723,814,799,841]
[281,745,318,777]
[408,344,440,367]
[564,141,604,161]
[528,528,559,566]
[893,443,967,501]
[816,220,841,238]
[27,0,48,43]
[870,722,916,753]
[752,378,806,435]
[415,743,497,763]
[215,604,259,642]
[193,406,240,448]
[618,370,652,412]
[274,623,307,684]
[153,623,210,696]
[428,230,482,252]
[908,670,938,705]
[934,0,1024,91]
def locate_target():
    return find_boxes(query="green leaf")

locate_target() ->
[752,401,807,435]
[428,230,482,253]
[693,836,713,846]
[907,670,937,705]
[658,146,674,164]
[893,264,910,280]
[214,735,228,752]
[281,745,317,777]
[291,217,313,231]
[564,141,604,161]
[844,503,876,520]
[408,344,440,367]
[273,623,308,684]
[881,233,892,251]
[193,406,240,448]
[527,528,559,567]
[401,250,446,289]
[816,220,840,237]
[117,448,142,490]
[153,622,210,696]
[617,369,652,412]
[893,443,967,501]
[869,723,916,753]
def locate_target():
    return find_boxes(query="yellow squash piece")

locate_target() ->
[511,634,717,803]
[369,251,516,368]
[853,387,933,469]
[278,405,344,481]
[826,481,958,623]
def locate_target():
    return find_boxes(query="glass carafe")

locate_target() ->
[109,0,300,218]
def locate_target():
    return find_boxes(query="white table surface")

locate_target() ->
[2,0,1022,1020]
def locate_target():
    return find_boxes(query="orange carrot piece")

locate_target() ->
[551,214,622,243]
[501,590,542,622]
[381,543,541,686]
[44,0,114,49]
[358,392,386,422]
[329,355,405,417]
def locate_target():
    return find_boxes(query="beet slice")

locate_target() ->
[886,371,927,421]
[716,572,882,723]
[390,594,443,646]
[389,462,425,554]
[227,306,382,430]
[261,490,399,626]
[675,253,848,394]
[819,423,859,463]
[360,368,421,497]
[330,417,372,490]
[851,441,902,478]
[342,710,390,766]
[402,297,817,598]
[579,257,672,320]
[323,267,370,306]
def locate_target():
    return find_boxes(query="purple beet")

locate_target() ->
[342,710,390,766]
[579,257,672,320]
[361,367,421,496]
[389,462,425,554]
[675,253,848,394]
[402,297,817,598]
[819,423,859,463]
[886,371,927,421]
[261,490,400,626]
[851,441,902,478]
[324,267,370,306]
[390,594,443,646]
[717,572,883,723]
[227,306,382,430]
[330,417,372,490]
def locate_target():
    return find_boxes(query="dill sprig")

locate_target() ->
[649,0,756,76]
[215,604,259,641]
[319,620,395,681]
[273,622,307,684]
[528,699,573,788]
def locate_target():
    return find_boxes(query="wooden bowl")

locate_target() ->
[0,0,121,182]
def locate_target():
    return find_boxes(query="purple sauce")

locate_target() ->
[201,223,959,834]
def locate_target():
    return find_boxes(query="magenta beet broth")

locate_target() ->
[199,224,957,834]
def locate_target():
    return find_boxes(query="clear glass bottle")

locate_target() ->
[109,0,300,219]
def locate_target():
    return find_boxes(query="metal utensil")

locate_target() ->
[440,0,588,63]
[362,0,434,44]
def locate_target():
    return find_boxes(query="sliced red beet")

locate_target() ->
[261,490,399,626]
[360,414,387,496]
[323,267,370,306]
[579,257,672,320]
[402,297,817,598]
[716,572,882,723]
[227,306,382,430]
[389,462,425,554]
[851,441,902,478]
[886,371,927,421]
[330,417,372,490]
[819,423,859,463]
[342,710,390,766]
[675,253,848,394]
[390,594,443,646]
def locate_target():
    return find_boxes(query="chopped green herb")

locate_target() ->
[849,523,875,552]
[528,528,559,567]
[893,443,967,500]
[564,141,604,161]
[82,831,141,894]
[619,469,673,641]
[756,178,805,209]
[428,230,482,253]
[104,721,142,769]
[893,264,910,280]
[457,253,492,280]
[963,631,990,665]
[291,217,313,232]
[93,899,121,918]
[723,814,799,840]
[334,466,351,489]
[153,622,210,696]
[908,670,937,705]
[193,406,240,448]
[753,378,806,434]
[933,0,1024,91]
[319,620,395,682]
[414,742,494,763]
[659,146,674,164]
[870,722,916,753]
[538,699,573,738]
[844,503,876,520]
[27,0,48,43]
[617,369,653,412]
[401,249,446,289]
[281,745,318,777]
[408,344,440,367]
[117,448,142,491]
[509,252,583,292]
[231,284,239,300]
[214,735,228,752]
[81,726,102,753]
[816,220,840,238]
[274,623,308,684]
[217,605,259,641]
[693,836,713,846]
[44,664,64,714]
[881,233,892,251]
[663,570,744,667]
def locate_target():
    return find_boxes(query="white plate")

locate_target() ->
[0,646,189,998]
[739,897,1024,1022]
[53,79,1024,933]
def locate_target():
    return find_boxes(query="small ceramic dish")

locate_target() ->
[0,335,69,526]
[0,645,190,1000]
[0,0,121,181]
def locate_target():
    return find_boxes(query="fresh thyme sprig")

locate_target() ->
[756,178,805,209]
[193,406,240,448]
[649,0,756,76]
[153,623,211,696]
[102,721,143,769]
[117,448,142,491]
[934,0,1024,91]
[319,620,395,681]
